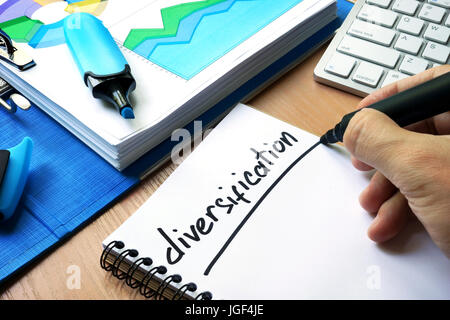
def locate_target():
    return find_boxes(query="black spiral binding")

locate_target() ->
[101,240,213,300]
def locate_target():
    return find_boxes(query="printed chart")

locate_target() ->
[0,0,303,79]
[123,0,303,79]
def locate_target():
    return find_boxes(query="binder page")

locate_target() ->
[1,0,332,146]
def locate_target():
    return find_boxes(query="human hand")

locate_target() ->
[343,65,450,257]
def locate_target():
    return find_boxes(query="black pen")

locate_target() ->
[320,72,450,145]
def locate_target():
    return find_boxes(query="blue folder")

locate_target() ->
[0,0,353,285]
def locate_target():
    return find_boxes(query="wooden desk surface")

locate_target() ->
[0,46,361,300]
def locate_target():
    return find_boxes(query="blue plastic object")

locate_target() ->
[63,12,136,119]
[0,137,33,222]
[64,12,128,80]
[120,106,135,119]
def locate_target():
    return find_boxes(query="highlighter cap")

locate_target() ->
[64,12,128,82]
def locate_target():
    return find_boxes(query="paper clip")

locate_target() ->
[0,29,35,71]
[0,77,31,113]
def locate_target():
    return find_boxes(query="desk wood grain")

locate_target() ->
[0,46,361,300]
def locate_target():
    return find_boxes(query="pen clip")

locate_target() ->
[0,29,36,71]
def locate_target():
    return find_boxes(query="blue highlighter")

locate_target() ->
[64,13,136,119]
[0,138,33,222]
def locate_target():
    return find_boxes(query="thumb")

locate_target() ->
[343,108,412,187]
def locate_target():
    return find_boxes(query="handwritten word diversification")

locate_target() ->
[157,131,300,268]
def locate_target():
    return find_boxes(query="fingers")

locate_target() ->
[347,66,450,249]
[405,111,450,135]
[351,156,373,171]
[343,108,412,186]
[357,65,450,109]
[354,65,450,136]
[368,191,412,243]
[360,171,397,214]
[433,112,450,135]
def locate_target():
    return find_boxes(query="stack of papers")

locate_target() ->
[0,0,337,170]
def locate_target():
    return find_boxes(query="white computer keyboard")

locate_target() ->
[314,0,449,97]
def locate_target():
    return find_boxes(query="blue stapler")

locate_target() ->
[0,138,33,222]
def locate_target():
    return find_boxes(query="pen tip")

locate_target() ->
[121,106,135,119]
[320,128,339,145]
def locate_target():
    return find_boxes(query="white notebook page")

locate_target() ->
[104,104,450,299]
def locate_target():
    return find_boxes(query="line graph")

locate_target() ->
[131,0,238,58]
[124,0,226,50]
[0,0,303,79]
[123,0,303,80]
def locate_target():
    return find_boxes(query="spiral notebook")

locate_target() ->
[101,104,450,300]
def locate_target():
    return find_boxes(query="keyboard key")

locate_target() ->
[427,0,450,8]
[393,0,420,15]
[446,14,450,26]
[357,4,399,27]
[394,33,423,54]
[382,71,409,87]
[337,36,400,68]
[432,63,442,68]
[418,4,446,23]
[348,20,396,46]
[352,62,384,87]
[399,55,429,74]
[397,15,424,35]
[367,0,392,7]
[424,23,450,43]
[422,41,450,63]
[325,53,357,78]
